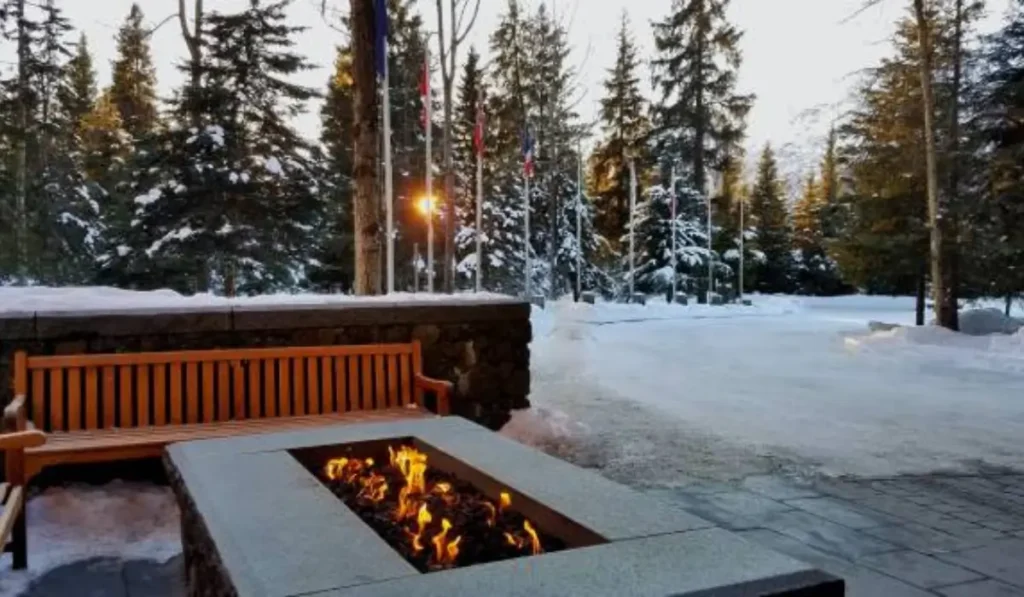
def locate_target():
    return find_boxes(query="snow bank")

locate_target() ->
[0,286,514,314]
[0,482,180,596]
[500,406,590,450]
[845,323,1024,375]
[958,308,1024,336]
[539,294,803,325]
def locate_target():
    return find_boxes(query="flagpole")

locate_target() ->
[524,171,531,298]
[706,173,713,303]
[383,39,394,294]
[670,166,677,302]
[575,142,582,300]
[474,100,483,293]
[424,42,433,293]
[739,191,744,302]
[628,159,636,298]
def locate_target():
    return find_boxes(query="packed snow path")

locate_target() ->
[524,297,1024,482]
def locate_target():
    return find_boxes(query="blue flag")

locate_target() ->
[374,0,388,79]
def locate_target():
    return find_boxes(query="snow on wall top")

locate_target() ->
[0,286,517,316]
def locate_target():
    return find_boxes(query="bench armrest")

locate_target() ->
[0,430,46,451]
[3,395,26,432]
[413,374,452,415]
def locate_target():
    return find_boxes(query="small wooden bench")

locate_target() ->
[5,341,451,481]
[1,430,46,569]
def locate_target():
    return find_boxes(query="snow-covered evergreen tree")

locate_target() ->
[624,180,718,295]
[101,0,322,295]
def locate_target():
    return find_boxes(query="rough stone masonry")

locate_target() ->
[0,298,532,430]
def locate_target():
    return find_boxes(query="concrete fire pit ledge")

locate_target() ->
[164,417,844,597]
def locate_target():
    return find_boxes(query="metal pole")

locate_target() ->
[475,107,483,293]
[670,166,677,302]
[628,159,636,297]
[524,174,531,297]
[706,174,713,302]
[383,39,394,294]
[424,42,434,293]
[413,242,419,293]
[575,143,582,300]
[739,193,744,301]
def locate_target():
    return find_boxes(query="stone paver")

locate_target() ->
[785,496,899,529]
[19,557,182,597]
[857,550,983,589]
[657,473,1024,596]
[936,538,1024,588]
[937,579,1024,596]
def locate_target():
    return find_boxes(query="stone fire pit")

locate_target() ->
[165,417,844,596]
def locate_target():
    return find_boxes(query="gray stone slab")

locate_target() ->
[327,528,841,597]
[937,579,1024,596]
[785,497,897,529]
[696,490,793,519]
[21,557,127,597]
[742,475,820,500]
[34,305,232,339]
[171,449,417,597]
[860,522,985,554]
[123,557,185,597]
[922,516,1008,542]
[857,550,983,589]
[760,509,899,560]
[739,529,934,597]
[648,491,762,531]
[937,538,1024,588]
[421,427,714,540]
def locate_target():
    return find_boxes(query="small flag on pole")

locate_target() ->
[521,128,535,178]
[419,54,429,129]
[473,98,485,157]
[373,0,388,79]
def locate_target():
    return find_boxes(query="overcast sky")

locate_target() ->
[52,0,1013,175]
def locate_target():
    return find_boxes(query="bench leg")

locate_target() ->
[12,507,26,570]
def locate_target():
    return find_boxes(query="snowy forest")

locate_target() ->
[0,0,1022,329]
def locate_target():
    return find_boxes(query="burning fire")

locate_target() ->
[323,446,545,569]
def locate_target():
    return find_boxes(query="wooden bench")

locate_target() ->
[1,430,46,569]
[4,341,451,481]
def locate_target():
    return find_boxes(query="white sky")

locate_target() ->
[41,0,1016,176]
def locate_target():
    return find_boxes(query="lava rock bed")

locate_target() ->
[317,453,566,572]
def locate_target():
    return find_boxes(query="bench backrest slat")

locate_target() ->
[15,342,422,432]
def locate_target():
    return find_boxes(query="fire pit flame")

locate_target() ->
[322,445,550,571]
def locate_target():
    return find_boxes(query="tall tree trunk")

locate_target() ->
[693,0,706,196]
[14,0,28,277]
[442,86,455,293]
[913,0,949,329]
[178,0,208,291]
[943,0,964,331]
[351,0,382,294]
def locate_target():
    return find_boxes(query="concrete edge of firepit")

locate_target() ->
[165,417,845,597]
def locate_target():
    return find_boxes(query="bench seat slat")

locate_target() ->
[25,408,429,457]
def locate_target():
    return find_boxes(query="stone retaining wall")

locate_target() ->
[0,299,531,430]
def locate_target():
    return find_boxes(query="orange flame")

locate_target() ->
[390,446,429,520]
[431,518,461,566]
[523,520,542,555]
[409,503,432,552]
[357,472,388,502]
[483,501,497,527]
[499,491,512,511]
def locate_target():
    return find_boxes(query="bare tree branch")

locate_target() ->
[839,0,886,25]
[145,13,178,38]
[454,0,481,47]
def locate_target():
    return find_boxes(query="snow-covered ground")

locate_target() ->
[2,286,1023,591]
[515,294,1024,488]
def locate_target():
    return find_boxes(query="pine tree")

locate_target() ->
[453,46,488,287]
[748,143,794,293]
[102,0,323,295]
[625,180,715,295]
[650,0,753,194]
[57,33,96,138]
[973,1,1024,311]
[476,0,531,293]
[589,12,649,255]
[308,46,355,292]
[110,3,159,139]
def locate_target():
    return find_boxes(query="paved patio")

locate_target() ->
[16,472,1024,597]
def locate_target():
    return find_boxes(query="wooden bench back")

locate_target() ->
[12,342,425,432]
